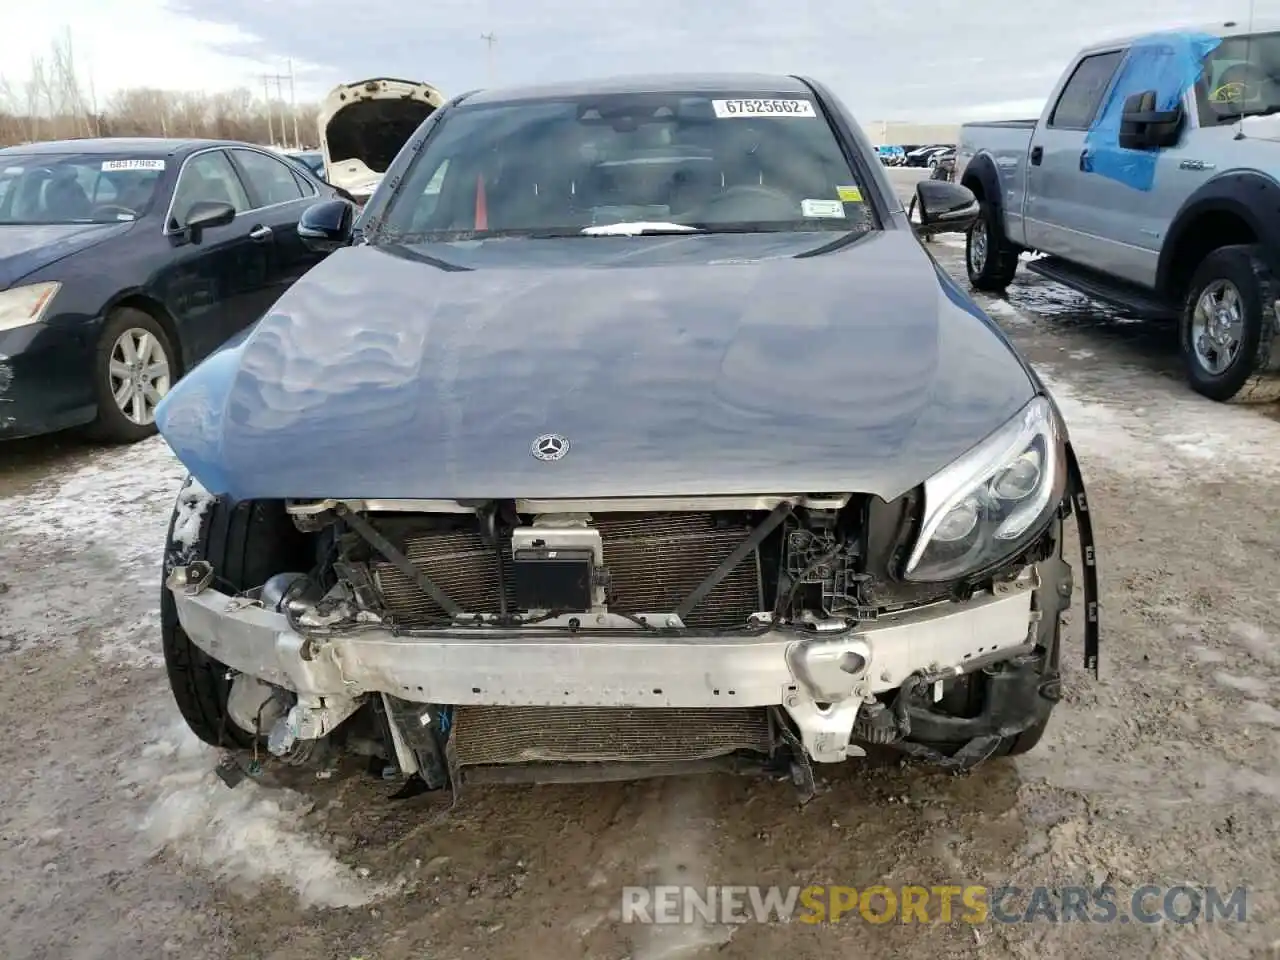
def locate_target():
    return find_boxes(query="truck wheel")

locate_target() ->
[85,307,177,444]
[160,478,313,748]
[966,202,1019,292]
[1180,244,1280,402]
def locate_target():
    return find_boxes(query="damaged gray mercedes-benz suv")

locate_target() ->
[154,72,1100,798]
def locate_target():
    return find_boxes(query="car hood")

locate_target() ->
[0,221,133,289]
[157,229,1037,503]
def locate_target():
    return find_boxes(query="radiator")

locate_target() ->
[451,705,774,765]
[373,512,763,628]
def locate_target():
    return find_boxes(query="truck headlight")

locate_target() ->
[0,282,61,332]
[904,395,1065,582]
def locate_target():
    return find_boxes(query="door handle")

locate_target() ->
[1030,145,1044,165]
[248,224,273,242]
[1079,148,1091,171]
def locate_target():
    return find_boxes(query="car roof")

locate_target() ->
[1082,18,1280,53]
[461,72,813,106]
[0,137,246,158]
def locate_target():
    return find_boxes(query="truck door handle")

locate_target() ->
[1030,146,1044,165]
[1079,148,1091,171]
[248,224,273,242]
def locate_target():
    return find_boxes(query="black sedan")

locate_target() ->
[0,137,342,442]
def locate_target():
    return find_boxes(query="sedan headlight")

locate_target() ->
[0,282,61,332]
[904,395,1065,582]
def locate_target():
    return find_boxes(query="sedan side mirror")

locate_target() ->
[179,200,236,243]
[298,199,355,253]
[1119,89,1183,150]
[913,181,979,237]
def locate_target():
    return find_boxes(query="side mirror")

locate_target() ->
[298,198,355,253]
[913,181,979,237]
[1119,89,1183,150]
[179,200,236,243]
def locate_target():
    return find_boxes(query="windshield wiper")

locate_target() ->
[581,221,701,237]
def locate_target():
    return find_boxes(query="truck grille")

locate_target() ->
[452,706,774,765]
[372,512,763,628]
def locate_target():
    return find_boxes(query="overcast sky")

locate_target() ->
[0,0,1265,121]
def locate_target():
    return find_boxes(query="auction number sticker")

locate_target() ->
[712,98,816,118]
[101,158,166,171]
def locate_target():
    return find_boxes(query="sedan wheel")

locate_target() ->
[109,327,172,426]
[86,306,180,443]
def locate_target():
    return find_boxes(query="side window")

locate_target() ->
[231,149,306,207]
[1049,51,1126,129]
[170,151,250,227]
[290,168,318,196]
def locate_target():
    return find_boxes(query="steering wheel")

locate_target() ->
[90,203,139,220]
[1209,62,1274,105]
[689,183,798,220]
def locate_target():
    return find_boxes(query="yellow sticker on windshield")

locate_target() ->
[837,185,862,202]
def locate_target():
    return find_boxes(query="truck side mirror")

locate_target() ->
[1119,90,1183,150]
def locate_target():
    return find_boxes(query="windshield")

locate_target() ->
[375,90,872,242]
[0,153,165,225]
[1197,31,1280,125]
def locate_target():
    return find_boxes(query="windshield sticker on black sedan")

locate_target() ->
[101,158,166,171]
[801,199,845,218]
[712,98,816,118]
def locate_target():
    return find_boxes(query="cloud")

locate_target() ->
[4,0,1258,119]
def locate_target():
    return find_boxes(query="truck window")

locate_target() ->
[1195,30,1280,126]
[1049,50,1126,129]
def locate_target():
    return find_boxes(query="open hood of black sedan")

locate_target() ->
[157,229,1037,503]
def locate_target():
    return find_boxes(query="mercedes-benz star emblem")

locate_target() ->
[531,433,570,461]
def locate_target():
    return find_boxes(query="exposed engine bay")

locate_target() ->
[165,480,1089,799]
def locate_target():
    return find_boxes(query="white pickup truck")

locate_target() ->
[956,20,1280,402]
[319,78,446,202]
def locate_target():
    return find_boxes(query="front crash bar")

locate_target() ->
[167,568,1039,764]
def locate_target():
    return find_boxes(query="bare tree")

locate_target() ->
[0,33,320,148]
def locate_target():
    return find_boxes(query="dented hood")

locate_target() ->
[156,230,1037,504]
[319,78,445,199]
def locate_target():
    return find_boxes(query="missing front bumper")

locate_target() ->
[168,571,1038,764]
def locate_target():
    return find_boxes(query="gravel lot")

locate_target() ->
[2,167,1278,960]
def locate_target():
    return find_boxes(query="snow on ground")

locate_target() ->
[134,721,402,909]
[0,440,389,913]
[2,436,186,579]
[1037,366,1280,485]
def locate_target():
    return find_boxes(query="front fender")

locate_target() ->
[1159,169,1280,291]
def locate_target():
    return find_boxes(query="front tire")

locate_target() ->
[161,480,313,748]
[86,307,177,443]
[1180,244,1280,402]
[965,200,1020,292]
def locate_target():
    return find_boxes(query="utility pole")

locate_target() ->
[261,75,275,145]
[287,59,300,148]
[259,70,291,146]
[480,32,497,85]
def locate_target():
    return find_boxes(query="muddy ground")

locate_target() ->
[2,168,1278,960]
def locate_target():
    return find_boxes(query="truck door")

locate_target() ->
[1023,49,1127,267]
[1065,35,1223,288]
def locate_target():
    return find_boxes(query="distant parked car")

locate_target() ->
[0,137,345,442]
[285,150,325,177]
[874,144,906,166]
[928,146,956,170]
[905,144,947,167]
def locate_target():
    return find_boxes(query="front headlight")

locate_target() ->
[0,282,61,332]
[904,395,1065,582]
